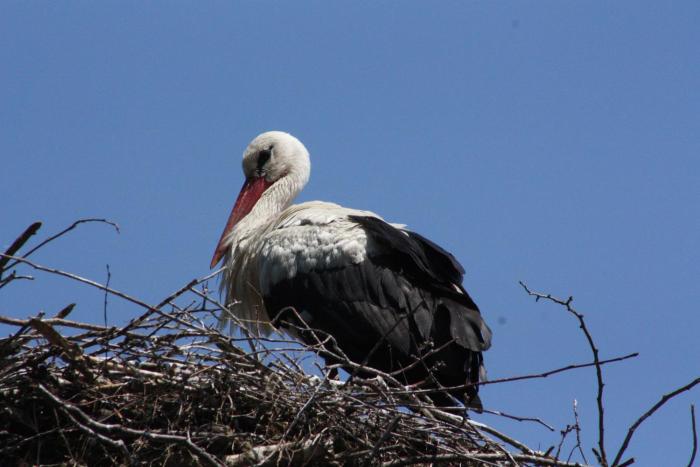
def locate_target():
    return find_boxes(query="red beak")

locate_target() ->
[210,177,274,269]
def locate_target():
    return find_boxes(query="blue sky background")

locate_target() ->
[2,2,698,465]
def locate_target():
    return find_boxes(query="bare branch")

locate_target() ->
[2,219,119,283]
[0,221,42,276]
[103,264,111,327]
[387,352,637,397]
[556,422,575,463]
[482,408,555,431]
[520,281,609,466]
[571,399,588,464]
[689,404,697,467]
[617,458,634,467]
[612,377,700,466]
[20,218,119,260]
[0,253,157,312]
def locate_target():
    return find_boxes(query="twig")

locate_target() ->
[430,408,534,455]
[482,408,555,431]
[0,254,157,313]
[556,423,575,462]
[53,303,75,319]
[0,221,42,276]
[611,377,700,466]
[571,399,588,464]
[103,264,111,327]
[387,352,638,395]
[689,405,697,467]
[116,269,225,338]
[520,281,609,466]
[0,271,35,289]
[12,219,118,266]
[0,315,114,333]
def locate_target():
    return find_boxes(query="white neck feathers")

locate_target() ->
[226,172,306,251]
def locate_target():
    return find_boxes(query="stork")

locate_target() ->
[210,131,492,409]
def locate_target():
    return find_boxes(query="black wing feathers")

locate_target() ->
[264,215,491,410]
[350,216,481,310]
[349,216,461,286]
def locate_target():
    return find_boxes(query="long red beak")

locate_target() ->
[210,177,274,269]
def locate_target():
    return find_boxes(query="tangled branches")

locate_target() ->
[1,221,575,466]
[1,220,697,466]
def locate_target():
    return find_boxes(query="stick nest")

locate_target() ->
[0,221,574,466]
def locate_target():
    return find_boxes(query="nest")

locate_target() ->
[0,221,582,466]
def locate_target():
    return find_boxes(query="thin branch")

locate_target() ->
[611,377,700,466]
[555,423,575,463]
[571,399,588,464]
[387,352,637,396]
[116,268,225,337]
[520,281,609,466]
[689,404,697,467]
[482,408,555,431]
[0,221,42,275]
[17,218,119,263]
[103,264,111,327]
[0,271,34,289]
[0,253,156,312]
[53,303,75,319]
[431,409,535,455]
[0,315,114,333]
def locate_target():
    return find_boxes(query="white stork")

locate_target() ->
[210,131,492,409]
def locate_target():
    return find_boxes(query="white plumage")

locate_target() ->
[259,203,371,289]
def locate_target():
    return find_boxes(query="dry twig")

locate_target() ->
[689,404,697,467]
[520,281,609,465]
[611,377,700,467]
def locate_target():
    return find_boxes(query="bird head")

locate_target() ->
[210,131,310,269]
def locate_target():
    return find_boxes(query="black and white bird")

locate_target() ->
[210,131,492,409]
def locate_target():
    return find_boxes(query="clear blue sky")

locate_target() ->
[2,2,698,465]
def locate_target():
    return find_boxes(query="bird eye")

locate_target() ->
[257,148,272,170]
